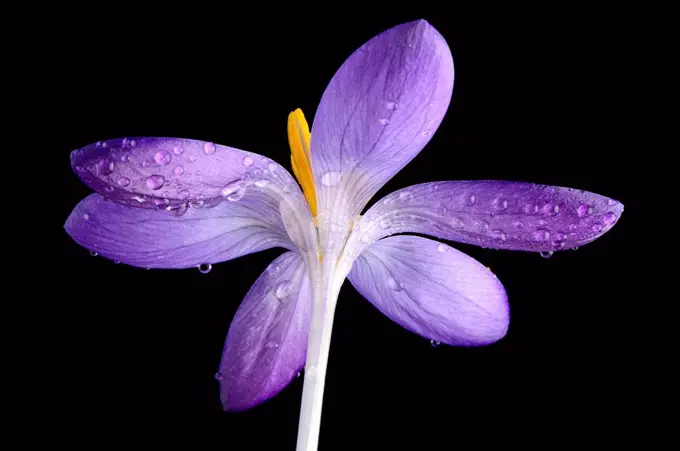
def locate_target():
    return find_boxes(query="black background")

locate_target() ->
[48,5,644,450]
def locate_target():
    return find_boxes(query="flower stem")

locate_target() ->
[295,262,343,451]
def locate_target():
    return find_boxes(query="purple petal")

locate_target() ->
[70,137,306,213]
[354,181,624,252]
[348,235,508,346]
[64,194,293,268]
[310,20,454,220]
[217,251,310,411]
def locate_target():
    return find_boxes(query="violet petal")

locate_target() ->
[64,194,293,268]
[310,20,454,221]
[348,235,509,346]
[70,137,307,215]
[354,181,624,252]
[218,251,310,411]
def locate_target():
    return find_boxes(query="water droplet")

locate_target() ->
[492,229,507,242]
[117,177,130,187]
[178,189,190,200]
[154,150,172,165]
[83,213,90,220]
[153,198,170,207]
[554,232,567,241]
[430,340,440,347]
[386,101,398,110]
[114,260,120,264]
[603,212,617,225]
[512,220,524,229]
[501,199,508,210]
[572,246,579,251]
[553,205,560,214]
[274,281,293,300]
[141,160,151,168]
[534,229,550,241]
[243,156,254,167]
[198,263,212,274]
[265,341,279,349]
[296,371,301,378]
[104,185,114,193]
[479,220,490,232]
[422,129,432,136]
[146,175,165,190]
[132,195,146,203]
[379,118,390,125]
[97,159,115,175]
[129,139,136,147]
[607,199,615,206]
[437,243,446,253]
[96,141,103,147]
[467,195,476,206]
[537,219,548,226]
[540,251,553,258]
[189,155,197,162]
[174,165,185,176]
[221,180,246,201]
[90,251,98,256]
[190,200,205,209]
[321,171,342,187]
[568,223,578,232]
[379,219,392,230]
[204,142,216,155]
[592,223,603,232]
[215,372,223,381]
[172,145,184,155]
[166,203,188,216]
[577,204,591,218]
[254,180,269,188]
[122,138,131,147]
[121,153,131,163]
[553,241,566,250]
[387,278,403,291]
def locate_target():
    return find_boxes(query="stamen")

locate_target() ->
[288,108,317,218]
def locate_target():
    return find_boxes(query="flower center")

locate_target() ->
[287,108,317,218]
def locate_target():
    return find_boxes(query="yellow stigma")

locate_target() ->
[288,108,317,218]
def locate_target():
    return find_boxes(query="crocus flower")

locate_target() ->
[64,19,623,451]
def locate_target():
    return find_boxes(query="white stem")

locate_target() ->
[295,261,344,451]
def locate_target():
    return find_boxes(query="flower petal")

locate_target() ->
[71,136,308,212]
[310,20,454,222]
[217,251,310,411]
[352,181,624,253]
[64,194,293,268]
[348,235,508,346]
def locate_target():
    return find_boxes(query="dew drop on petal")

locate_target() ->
[174,165,185,176]
[387,278,403,292]
[534,229,550,241]
[154,150,171,165]
[568,223,578,232]
[117,177,130,187]
[379,219,392,230]
[537,219,548,226]
[166,202,188,216]
[173,145,184,155]
[501,199,508,210]
[554,232,567,241]
[430,339,440,347]
[603,212,617,225]
[83,213,90,220]
[436,243,446,253]
[467,195,476,206]
[98,160,115,175]
[146,175,165,190]
[386,101,398,110]
[379,118,390,125]
[90,251,98,257]
[512,220,524,229]
[215,372,223,381]
[243,156,254,167]
[577,204,591,217]
[321,171,342,187]
[204,142,216,155]
[178,189,190,200]
[221,180,246,201]
[189,155,197,163]
[121,153,131,163]
[553,205,560,214]
[540,251,553,258]
[492,229,507,242]
[296,371,301,378]
[104,186,114,193]
[274,281,293,300]
[198,263,212,274]
[592,223,603,232]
